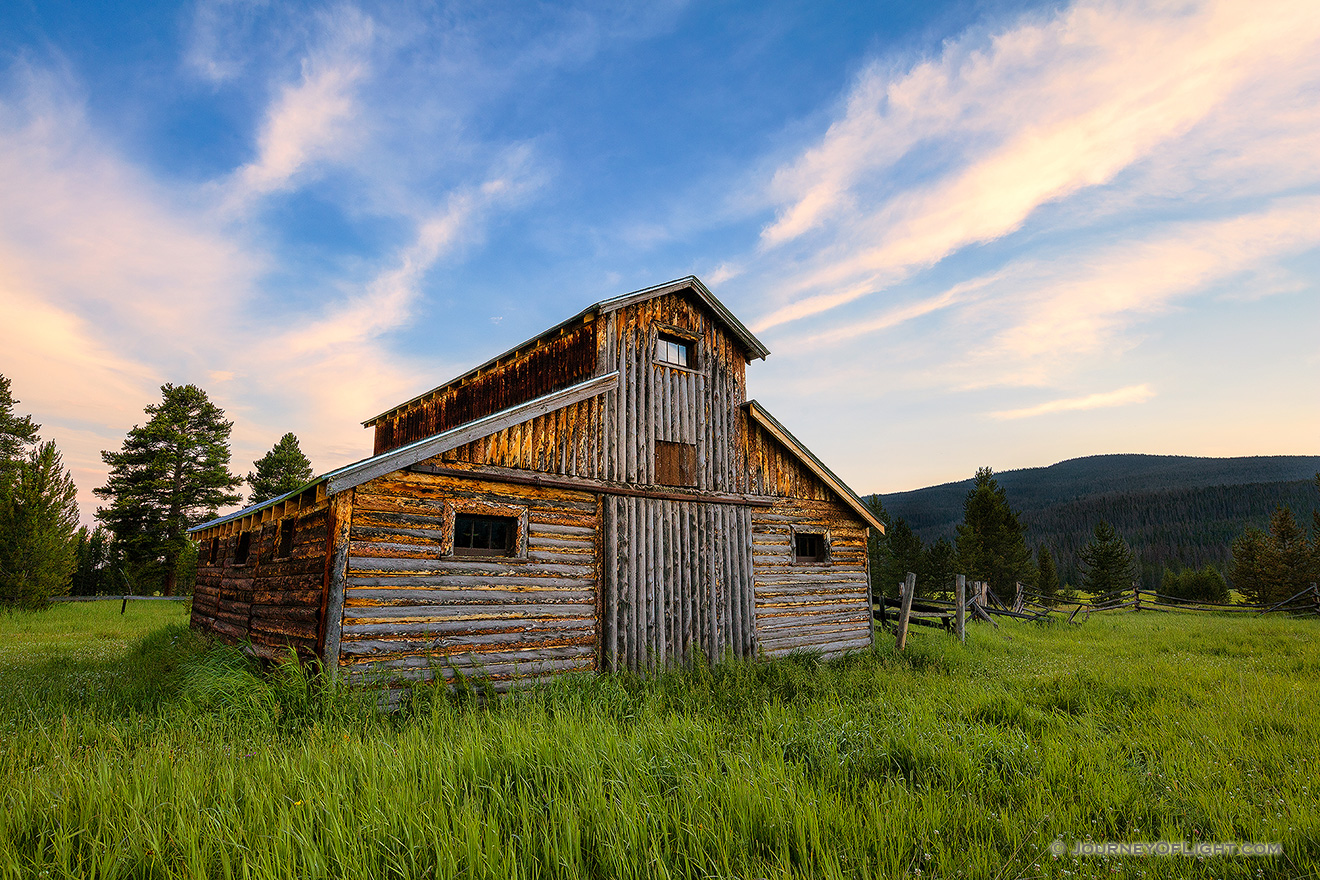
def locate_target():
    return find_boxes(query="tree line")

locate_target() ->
[867,467,1320,607]
[1,375,314,607]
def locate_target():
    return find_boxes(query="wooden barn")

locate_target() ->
[189,276,884,685]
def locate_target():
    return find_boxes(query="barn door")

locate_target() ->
[600,496,755,672]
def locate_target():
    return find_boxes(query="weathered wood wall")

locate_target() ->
[372,320,597,455]
[599,292,750,492]
[338,468,599,685]
[600,496,756,671]
[191,506,329,660]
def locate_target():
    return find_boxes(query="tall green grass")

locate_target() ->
[1,601,1316,878]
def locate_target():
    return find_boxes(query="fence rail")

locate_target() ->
[875,576,1319,646]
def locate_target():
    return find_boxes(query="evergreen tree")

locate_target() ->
[922,537,956,599]
[864,496,893,601]
[71,525,120,596]
[955,467,1034,601]
[1078,521,1138,599]
[0,373,40,485]
[0,441,80,607]
[95,384,242,595]
[1036,545,1061,605]
[247,432,315,504]
[881,516,924,599]
[1160,565,1228,603]
[1230,506,1316,605]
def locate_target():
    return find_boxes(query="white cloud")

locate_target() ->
[227,6,375,205]
[752,0,1320,332]
[989,384,1155,420]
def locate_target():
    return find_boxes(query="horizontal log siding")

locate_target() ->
[601,496,755,672]
[191,506,329,660]
[752,498,871,659]
[339,470,598,687]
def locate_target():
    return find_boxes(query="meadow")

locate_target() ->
[0,601,1315,879]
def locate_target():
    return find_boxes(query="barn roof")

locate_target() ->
[189,372,619,534]
[362,275,769,429]
[744,400,885,534]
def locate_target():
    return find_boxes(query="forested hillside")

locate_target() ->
[876,455,1320,589]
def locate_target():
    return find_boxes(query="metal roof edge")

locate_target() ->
[743,400,885,534]
[191,373,619,536]
[187,476,326,534]
[329,371,619,495]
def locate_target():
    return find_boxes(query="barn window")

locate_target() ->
[794,531,828,564]
[655,440,698,487]
[277,519,295,559]
[454,514,518,557]
[234,531,252,565]
[656,333,691,368]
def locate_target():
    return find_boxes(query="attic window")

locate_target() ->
[656,333,691,368]
[454,514,518,557]
[794,531,827,564]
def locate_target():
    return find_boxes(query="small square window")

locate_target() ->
[794,532,827,564]
[234,531,252,565]
[656,333,691,368]
[278,519,295,559]
[454,514,518,557]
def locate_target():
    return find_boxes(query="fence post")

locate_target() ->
[1013,581,1024,613]
[121,595,128,615]
[1133,583,1141,612]
[956,574,966,643]
[896,572,917,651]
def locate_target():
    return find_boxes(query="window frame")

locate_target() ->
[791,526,831,565]
[442,501,529,560]
[653,324,700,372]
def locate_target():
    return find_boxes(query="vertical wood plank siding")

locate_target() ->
[191,506,330,660]
[600,496,755,671]
[339,470,599,686]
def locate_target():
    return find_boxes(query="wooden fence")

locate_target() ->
[874,576,1320,649]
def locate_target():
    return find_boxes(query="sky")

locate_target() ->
[1,0,1317,526]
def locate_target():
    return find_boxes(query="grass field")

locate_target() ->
[0,601,1316,879]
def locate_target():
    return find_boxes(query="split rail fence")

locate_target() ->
[874,576,1320,650]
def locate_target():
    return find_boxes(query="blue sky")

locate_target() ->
[2,0,1317,523]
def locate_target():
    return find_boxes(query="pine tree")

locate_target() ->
[95,384,242,595]
[1036,545,1061,606]
[881,516,924,599]
[1078,521,1138,600]
[0,374,40,485]
[1229,526,1268,604]
[864,496,893,601]
[955,467,1034,601]
[247,432,315,504]
[922,537,956,599]
[0,441,80,607]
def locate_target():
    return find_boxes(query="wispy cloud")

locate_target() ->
[226,6,375,205]
[989,384,1154,420]
[752,0,1320,332]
